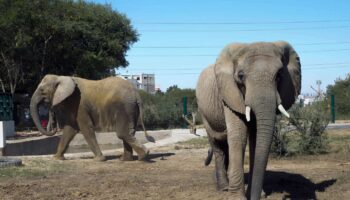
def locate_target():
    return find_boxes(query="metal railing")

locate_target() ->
[0,93,13,121]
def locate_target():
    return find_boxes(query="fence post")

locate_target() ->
[183,96,188,116]
[331,94,335,123]
[183,96,188,128]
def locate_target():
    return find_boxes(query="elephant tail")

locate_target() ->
[204,147,213,166]
[137,101,155,143]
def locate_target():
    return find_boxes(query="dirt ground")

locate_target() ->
[0,142,349,200]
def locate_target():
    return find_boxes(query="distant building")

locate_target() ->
[298,94,324,106]
[121,73,156,93]
[155,86,161,93]
[299,95,316,105]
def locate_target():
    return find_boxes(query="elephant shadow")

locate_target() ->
[105,152,175,163]
[244,171,336,199]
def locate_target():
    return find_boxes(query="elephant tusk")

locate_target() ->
[278,104,290,118]
[245,106,251,122]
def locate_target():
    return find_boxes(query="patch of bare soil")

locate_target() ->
[0,145,349,200]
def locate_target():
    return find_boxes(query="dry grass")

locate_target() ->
[0,129,348,199]
[0,158,74,180]
[175,136,209,149]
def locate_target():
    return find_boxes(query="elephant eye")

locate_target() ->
[238,70,245,81]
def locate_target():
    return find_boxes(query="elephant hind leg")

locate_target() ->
[211,138,229,191]
[120,140,134,161]
[116,124,149,161]
[203,117,229,191]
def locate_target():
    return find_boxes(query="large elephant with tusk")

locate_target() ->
[196,41,301,200]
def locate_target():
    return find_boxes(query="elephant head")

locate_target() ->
[30,75,76,136]
[214,41,301,199]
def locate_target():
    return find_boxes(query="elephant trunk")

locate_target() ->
[248,90,277,200]
[30,89,57,136]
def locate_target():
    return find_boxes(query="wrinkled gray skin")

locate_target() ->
[196,41,301,200]
[30,75,150,161]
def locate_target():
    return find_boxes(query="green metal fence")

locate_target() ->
[0,93,13,121]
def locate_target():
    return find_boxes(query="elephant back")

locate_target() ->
[75,77,140,132]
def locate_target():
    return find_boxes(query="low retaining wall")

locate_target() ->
[4,130,172,156]
[5,135,60,156]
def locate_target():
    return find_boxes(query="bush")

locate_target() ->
[271,116,291,157]
[288,101,330,155]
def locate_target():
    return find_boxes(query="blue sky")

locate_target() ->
[93,0,350,94]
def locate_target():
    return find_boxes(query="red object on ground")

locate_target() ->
[41,119,48,129]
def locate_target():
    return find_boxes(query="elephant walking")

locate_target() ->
[30,75,150,161]
[196,41,301,200]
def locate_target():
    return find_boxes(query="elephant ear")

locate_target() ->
[52,76,76,106]
[274,41,301,110]
[214,43,246,115]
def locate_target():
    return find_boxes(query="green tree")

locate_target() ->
[166,85,179,93]
[139,86,197,130]
[326,74,350,119]
[271,115,291,157]
[0,0,138,95]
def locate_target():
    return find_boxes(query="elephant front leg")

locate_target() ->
[77,111,106,161]
[54,125,77,160]
[224,107,248,199]
[80,126,106,162]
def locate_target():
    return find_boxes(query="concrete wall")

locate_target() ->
[5,135,60,156]
[4,130,172,156]
[70,130,171,146]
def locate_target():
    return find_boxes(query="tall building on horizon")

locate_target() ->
[120,73,156,94]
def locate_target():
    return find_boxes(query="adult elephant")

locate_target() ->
[30,75,150,161]
[196,41,301,200]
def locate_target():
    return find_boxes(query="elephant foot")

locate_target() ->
[216,177,229,191]
[261,190,267,199]
[217,184,229,191]
[246,189,267,199]
[120,154,134,161]
[53,155,65,160]
[227,193,247,200]
[227,195,247,200]
[138,150,150,161]
[228,189,246,200]
[94,155,107,162]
